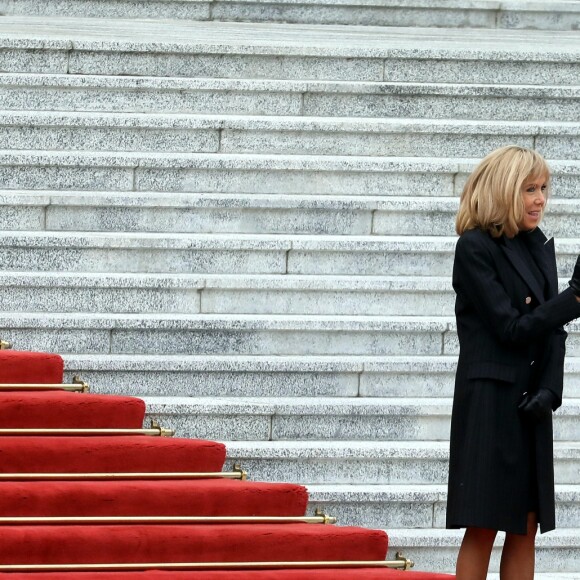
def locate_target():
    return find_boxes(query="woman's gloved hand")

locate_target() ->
[518,389,555,422]
[570,255,580,296]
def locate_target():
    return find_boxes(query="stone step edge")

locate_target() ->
[142,395,580,414]
[305,483,579,500]
[2,73,579,97]
[5,0,580,12]
[222,440,580,458]
[0,311,454,330]
[478,573,576,578]
[2,231,579,253]
[386,527,580,547]
[56,353,580,373]
[0,271,459,290]
[1,150,580,172]
[1,16,579,60]
[2,110,580,134]
[2,191,579,214]
[3,313,580,336]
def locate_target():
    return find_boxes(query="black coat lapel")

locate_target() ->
[501,233,546,304]
[526,229,559,299]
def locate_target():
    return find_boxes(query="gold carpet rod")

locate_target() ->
[0,469,247,482]
[0,376,89,393]
[0,340,12,350]
[0,514,337,525]
[0,555,414,572]
[0,419,173,437]
[0,427,174,437]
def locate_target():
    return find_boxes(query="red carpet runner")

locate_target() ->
[0,349,453,578]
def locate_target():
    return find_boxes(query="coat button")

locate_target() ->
[525,296,532,304]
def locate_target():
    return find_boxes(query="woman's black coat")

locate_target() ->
[446,227,580,534]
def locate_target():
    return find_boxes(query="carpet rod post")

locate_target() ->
[72,375,90,392]
[150,419,174,437]
[0,340,13,350]
[393,552,414,571]
[232,462,248,481]
[313,508,334,525]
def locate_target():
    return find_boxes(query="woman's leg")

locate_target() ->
[455,526,497,580]
[499,512,537,580]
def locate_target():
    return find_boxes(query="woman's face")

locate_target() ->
[518,174,548,232]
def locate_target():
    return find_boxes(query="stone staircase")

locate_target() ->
[0,5,579,577]
[2,0,580,29]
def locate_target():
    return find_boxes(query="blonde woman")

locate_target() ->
[446,146,580,579]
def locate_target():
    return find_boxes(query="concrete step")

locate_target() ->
[222,440,580,485]
[0,191,380,236]
[445,319,580,357]
[0,312,455,356]
[3,192,578,238]
[0,272,458,315]
[3,0,580,30]
[305,483,580,529]
[2,74,578,121]
[142,396,580,441]
[10,312,579,359]
[2,111,580,158]
[1,17,579,84]
[385,528,580,574]
[2,231,577,277]
[489,576,580,580]
[2,152,579,198]
[58,354,580,398]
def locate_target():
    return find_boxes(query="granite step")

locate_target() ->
[0,191,381,236]
[8,311,577,360]
[222,440,580,485]
[445,319,580,357]
[0,312,454,356]
[385,528,580,574]
[2,192,578,238]
[2,111,580,158]
[489,575,580,579]
[2,152,579,198]
[1,17,579,84]
[0,272,458,315]
[142,396,580,441]
[2,74,578,121]
[2,0,580,30]
[3,231,578,277]
[305,483,580,529]
[58,353,580,398]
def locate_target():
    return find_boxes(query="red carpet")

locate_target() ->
[0,351,63,383]
[0,392,145,428]
[0,436,226,473]
[0,350,453,578]
[0,479,308,517]
[0,524,387,564]
[0,573,452,579]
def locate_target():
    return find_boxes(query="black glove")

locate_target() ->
[570,255,580,296]
[517,389,555,422]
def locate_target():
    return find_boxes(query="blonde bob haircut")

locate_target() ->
[456,145,550,239]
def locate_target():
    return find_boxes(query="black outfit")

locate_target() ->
[446,227,580,534]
